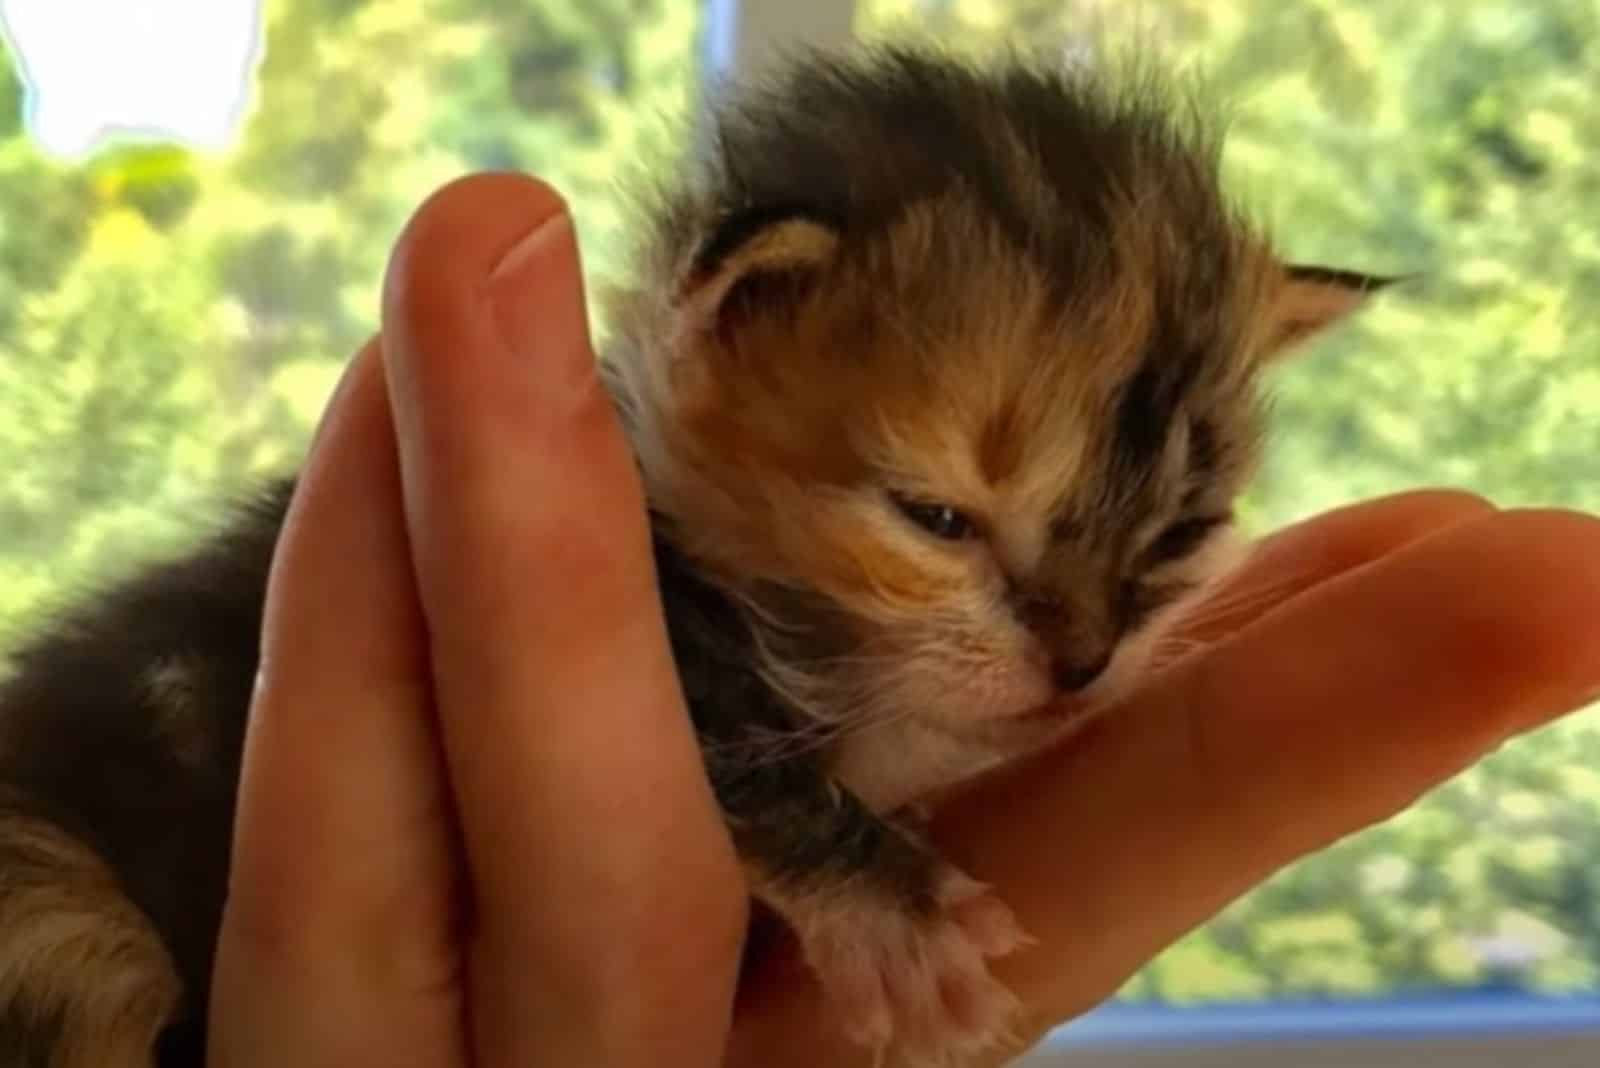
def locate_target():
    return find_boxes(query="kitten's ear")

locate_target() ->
[678,214,840,344]
[1259,264,1403,360]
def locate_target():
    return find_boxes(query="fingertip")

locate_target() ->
[1443,507,1600,724]
[1179,488,1499,644]
[1196,501,1600,787]
[1390,505,1600,696]
[378,170,627,598]
[382,172,590,430]
[1488,504,1600,558]
[1251,486,1496,577]
[1368,487,1498,528]
[261,339,417,687]
[385,172,571,313]
[1384,487,1497,513]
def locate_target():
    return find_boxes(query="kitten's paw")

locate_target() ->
[798,866,1031,1067]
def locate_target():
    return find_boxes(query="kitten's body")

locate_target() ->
[0,46,1389,1067]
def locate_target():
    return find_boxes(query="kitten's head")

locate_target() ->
[606,47,1393,807]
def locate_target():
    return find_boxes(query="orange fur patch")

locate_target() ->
[598,47,1377,789]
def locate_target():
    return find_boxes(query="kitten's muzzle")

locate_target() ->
[1013,590,1117,693]
[1051,650,1113,693]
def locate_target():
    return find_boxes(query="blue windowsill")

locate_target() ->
[1046,991,1600,1049]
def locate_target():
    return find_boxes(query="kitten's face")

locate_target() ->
[606,50,1390,808]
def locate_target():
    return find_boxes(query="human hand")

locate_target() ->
[729,475,1600,1065]
[207,172,747,1067]
[206,171,1600,1068]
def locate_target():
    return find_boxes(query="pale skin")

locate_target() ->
[206,172,1600,1068]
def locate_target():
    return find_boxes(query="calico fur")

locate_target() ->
[0,45,1393,1067]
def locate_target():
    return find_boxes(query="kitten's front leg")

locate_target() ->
[711,754,1030,1066]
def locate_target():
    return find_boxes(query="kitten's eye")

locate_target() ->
[891,495,978,541]
[1145,513,1231,564]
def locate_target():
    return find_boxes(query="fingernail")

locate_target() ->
[485,210,595,395]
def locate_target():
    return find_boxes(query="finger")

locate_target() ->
[946,507,1600,1044]
[728,489,1494,1066]
[726,502,1600,1068]
[380,173,746,1066]
[211,341,467,1067]
[1172,489,1494,645]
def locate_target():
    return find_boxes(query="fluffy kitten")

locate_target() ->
[0,45,1391,1068]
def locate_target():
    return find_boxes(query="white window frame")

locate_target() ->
[701,1,1600,1065]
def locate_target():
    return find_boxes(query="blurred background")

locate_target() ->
[0,0,1597,1054]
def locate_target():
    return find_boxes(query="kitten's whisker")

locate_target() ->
[706,691,923,768]
[703,646,925,768]
[739,660,954,768]
[703,723,840,765]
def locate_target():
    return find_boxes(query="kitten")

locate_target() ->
[0,45,1392,1068]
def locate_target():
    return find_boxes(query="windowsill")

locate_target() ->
[1019,992,1600,1066]
[1053,991,1600,1047]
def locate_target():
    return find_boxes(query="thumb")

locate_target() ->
[381,172,747,1067]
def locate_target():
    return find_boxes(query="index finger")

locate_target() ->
[726,498,1600,1067]
[954,506,1600,1048]
[212,340,467,1067]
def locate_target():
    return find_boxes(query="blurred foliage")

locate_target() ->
[862,0,1600,1008]
[0,0,1596,1015]
[0,0,701,628]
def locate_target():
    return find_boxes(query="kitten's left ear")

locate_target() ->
[1259,264,1405,360]
[677,213,841,345]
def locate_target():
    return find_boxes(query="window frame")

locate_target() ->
[704,1,1600,1064]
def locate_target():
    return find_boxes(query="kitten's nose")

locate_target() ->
[1051,651,1113,693]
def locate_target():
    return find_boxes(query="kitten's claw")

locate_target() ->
[799,867,1031,1067]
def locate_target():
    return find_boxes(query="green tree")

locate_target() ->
[0,0,702,643]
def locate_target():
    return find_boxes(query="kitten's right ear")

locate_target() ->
[677,213,840,344]
[1258,264,1405,360]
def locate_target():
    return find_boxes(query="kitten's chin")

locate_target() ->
[830,689,1093,814]
[831,704,1099,814]
[828,620,1193,813]
[830,715,1017,814]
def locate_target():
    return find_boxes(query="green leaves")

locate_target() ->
[0,0,701,640]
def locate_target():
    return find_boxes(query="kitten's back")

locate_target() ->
[0,480,293,1065]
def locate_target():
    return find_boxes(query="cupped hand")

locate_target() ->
[733,488,1600,1065]
[207,172,746,1067]
[207,172,1600,1068]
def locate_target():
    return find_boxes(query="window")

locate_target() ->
[0,0,704,628]
[2,1,1597,1064]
